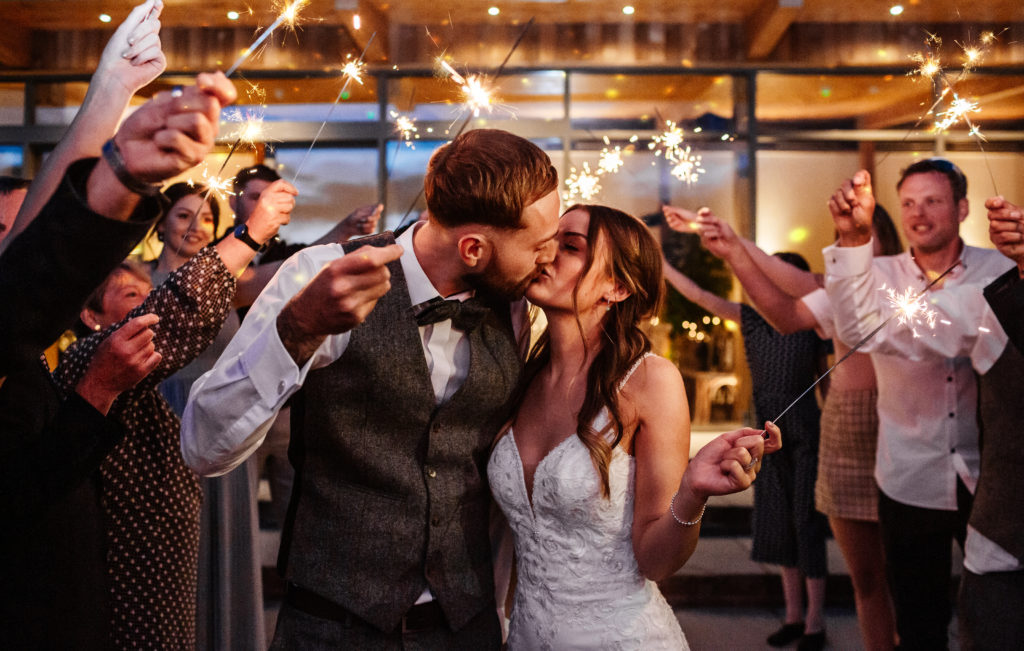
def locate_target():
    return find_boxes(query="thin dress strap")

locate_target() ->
[617,352,656,392]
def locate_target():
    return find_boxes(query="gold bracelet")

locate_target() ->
[670,491,706,527]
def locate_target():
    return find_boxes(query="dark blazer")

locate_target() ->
[970,268,1024,562]
[0,158,161,648]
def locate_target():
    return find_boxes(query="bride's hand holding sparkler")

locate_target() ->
[985,196,1024,275]
[828,170,875,247]
[680,422,782,498]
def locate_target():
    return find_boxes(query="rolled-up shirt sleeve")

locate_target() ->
[181,244,351,476]
[824,239,1007,374]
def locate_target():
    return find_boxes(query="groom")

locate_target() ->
[182,128,559,648]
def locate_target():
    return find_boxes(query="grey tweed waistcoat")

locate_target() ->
[280,231,523,632]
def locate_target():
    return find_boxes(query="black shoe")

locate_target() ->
[767,622,805,647]
[797,630,826,651]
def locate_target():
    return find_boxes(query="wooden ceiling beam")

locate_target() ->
[745,0,802,60]
[0,26,32,69]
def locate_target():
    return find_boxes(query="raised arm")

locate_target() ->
[661,256,741,323]
[695,209,819,334]
[629,355,781,581]
[2,0,166,253]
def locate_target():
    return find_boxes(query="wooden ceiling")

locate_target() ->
[1,0,1022,131]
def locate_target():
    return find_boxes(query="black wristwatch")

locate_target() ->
[233,224,267,252]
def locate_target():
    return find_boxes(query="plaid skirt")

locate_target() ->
[815,387,880,522]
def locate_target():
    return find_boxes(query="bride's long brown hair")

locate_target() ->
[526,204,664,498]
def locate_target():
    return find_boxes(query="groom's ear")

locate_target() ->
[457,232,492,269]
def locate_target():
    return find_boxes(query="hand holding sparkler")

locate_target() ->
[338,203,383,240]
[662,204,702,233]
[679,422,782,499]
[246,179,297,244]
[276,243,404,366]
[986,196,1024,274]
[112,72,237,184]
[693,209,743,261]
[828,170,876,247]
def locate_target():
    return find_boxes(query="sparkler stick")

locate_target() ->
[290,32,377,184]
[396,18,535,228]
[765,259,961,430]
[225,0,309,77]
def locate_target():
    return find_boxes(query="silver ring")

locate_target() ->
[744,457,759,471]
[170,85,184,98]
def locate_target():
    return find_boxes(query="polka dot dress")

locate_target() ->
[739,304,831,578]
[55,247,235,648]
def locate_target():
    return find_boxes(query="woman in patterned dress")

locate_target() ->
[664,204,903,651]
[54,182,292,647]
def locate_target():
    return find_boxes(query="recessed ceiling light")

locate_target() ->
[227,11,239,20]
[889,5,904,15]
[99,13,112,23]
[488,6,500,16]
[353,13,361,29]
[622,5,635,15]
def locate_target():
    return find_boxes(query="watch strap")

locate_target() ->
[100,139,161,197]
[233,224,266,252]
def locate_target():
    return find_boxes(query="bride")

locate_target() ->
[489,204,782,649]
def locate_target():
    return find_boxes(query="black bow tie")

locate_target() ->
[411,296,488,331]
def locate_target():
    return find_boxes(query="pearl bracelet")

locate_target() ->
[670,491,706,527]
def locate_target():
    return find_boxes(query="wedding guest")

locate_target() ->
[54,180,290,647]
[824,161,1014,650]
[667,204,901,650]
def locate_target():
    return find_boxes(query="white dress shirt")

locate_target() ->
[823,240,1013,511]
[181,223,526,477]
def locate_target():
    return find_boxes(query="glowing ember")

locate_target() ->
[883,284,938,337]
[564,162,602,201]
[389,110,419,147]
[669,145,706,185]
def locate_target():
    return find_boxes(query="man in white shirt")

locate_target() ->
[823,159,1014,650]
[182,128,559,649]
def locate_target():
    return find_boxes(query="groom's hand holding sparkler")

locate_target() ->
[829,170,875,247]
[986,196,1024,276]
[276,243,404,366]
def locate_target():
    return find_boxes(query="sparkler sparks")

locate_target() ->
[597,136,624,175]
[225,0,310,76]
[563,162,602,201]
[389,110,419,147]
[883,284,938,337]
[188,166,236,202]
[648,119,686,161]
[437,58,497,117]
[669,145,706,185]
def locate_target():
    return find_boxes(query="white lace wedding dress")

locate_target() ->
[488,375,689,650]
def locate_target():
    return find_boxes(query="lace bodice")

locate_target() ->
[488,357,688,650]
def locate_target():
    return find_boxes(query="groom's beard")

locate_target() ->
[467,263,546,302]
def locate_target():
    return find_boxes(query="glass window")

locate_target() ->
[569,73,735,128]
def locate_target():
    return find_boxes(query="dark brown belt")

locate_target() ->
[285,583,446,634]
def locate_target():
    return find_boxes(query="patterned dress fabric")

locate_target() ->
[488,355,689,650]
[815,387,880,521]
[739,304,830,576]
[54,247,235,648]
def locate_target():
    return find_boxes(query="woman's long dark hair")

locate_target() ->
[526,204,665,498]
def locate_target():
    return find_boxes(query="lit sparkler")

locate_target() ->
[649,119,687,161]
[291,35,376,182]
[597,136,624,175]
[563,162,602,201]
[437,58,496,117]
[669,145,706,185]
[883,284,938,337]
[189,165,237,201]
[766,260,960,430]
[225,0,310,77]
[390,110,419,147]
